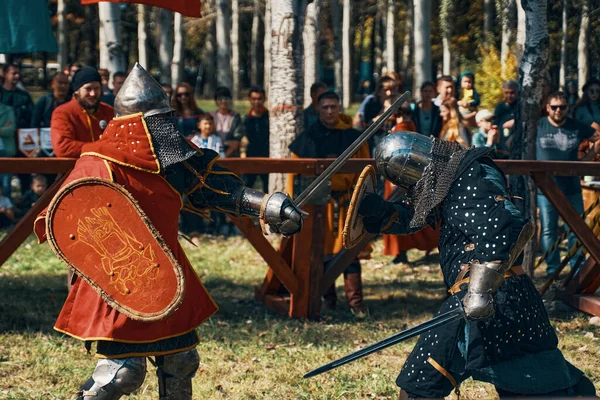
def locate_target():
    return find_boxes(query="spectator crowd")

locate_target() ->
[1,61,600,283]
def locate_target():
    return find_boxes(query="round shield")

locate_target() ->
[342,165,377,249]
[46,177,186,322]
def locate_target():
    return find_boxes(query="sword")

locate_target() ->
[294,91,411,208]
[304,301,466,378]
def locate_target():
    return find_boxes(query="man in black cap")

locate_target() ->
[50,66,114,158]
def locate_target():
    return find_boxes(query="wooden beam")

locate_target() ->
[256,237,292,300]
[321,233,375,296]
[307,205,325,320]
[532,172,600,266]
[0,173,69,266]
[0,158,75,173]
[230,217,299,295]
[3,158,600,177]
[562,294,600,317]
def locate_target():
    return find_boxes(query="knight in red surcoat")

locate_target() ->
[35,64,303,400]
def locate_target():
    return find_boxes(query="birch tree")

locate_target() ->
[57,0,67,69]
[498,0,515,76]
[515,0,549,275]
[331,0,343,96]
[98,3,126,75]
[202,19,217,97]
[303,0,321,108]
[342,0,352,109]
[401,0,413,85]
[231,0,240,99]
[158,9,174,85]
[137,5,148,68]
[483,0,493,49]
[269,0,307,193]
[440,0,452,75]
[216,0,233,89]
[172,13,185,86]
[578,0,590,96]
[413,0,432,91]
[385,0,395,72]
[99,22,107,69]
[251,0,261,86]
[264,0,271,96]
[559,0,568,90]
[515,0,526,64]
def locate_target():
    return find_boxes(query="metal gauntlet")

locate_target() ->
[462,261,509,320]
[225,187,303,236]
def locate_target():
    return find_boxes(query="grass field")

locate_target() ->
[0,234,598,400]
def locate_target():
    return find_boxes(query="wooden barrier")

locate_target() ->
[1,158,600,318]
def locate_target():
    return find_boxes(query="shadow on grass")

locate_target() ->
[1,271,448,339]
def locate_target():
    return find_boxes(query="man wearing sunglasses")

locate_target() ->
[536,91,600,277]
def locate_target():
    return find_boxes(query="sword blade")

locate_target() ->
[303,307,464,379]
[294,91,412,208]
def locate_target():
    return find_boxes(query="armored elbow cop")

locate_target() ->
[224,187,304,236]
[462,261,510,319]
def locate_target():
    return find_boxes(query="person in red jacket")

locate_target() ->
[50,66,114,158]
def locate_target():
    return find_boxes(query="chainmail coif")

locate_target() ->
[406,139,470,228]
[144,114,197,168]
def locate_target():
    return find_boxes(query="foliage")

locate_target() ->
[0,235,599,399]
[464,45,518,110]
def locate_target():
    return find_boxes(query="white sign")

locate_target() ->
[39,128,53,156]
[18,128,40,157]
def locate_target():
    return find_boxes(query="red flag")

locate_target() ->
[81,0,202,18]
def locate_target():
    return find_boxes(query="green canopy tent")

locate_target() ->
[0,0,58,54]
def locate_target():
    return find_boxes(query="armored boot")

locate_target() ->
[72,358,147,400]
[156,349,200,400]
[344,273,368,319]
[322,284,337,310]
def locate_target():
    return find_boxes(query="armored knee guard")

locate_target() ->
[156,349,200,400]
[75,357,147,400]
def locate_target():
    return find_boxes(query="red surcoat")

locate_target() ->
[36,114,218,345]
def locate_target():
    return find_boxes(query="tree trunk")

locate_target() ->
[172,13,185,86]
[57,0,67,69]
[331,0,343,97]
[264,0,272,97]
[413,0,432,91]
[499,0,515,76]
[158,9,174,85]
[251,0,261,86]
[203,18,217,98]
[303,0,321,108]
[441,0,452,75]
[342,0,352,109]
[386,0,395,73]
[231,0,240,99]
[216,0,233,89]
[518,0,549,276]
[269,0,306,193]
[82,4,98,67]
[578,0,589,96]
[515,0,526,65]
[559,0,568,90]
[402,0,413,90]
[98,3,126,75]
[374,4,383,76]
[483,0,493,49]
[137,5,149,69]
[98,13,107,68]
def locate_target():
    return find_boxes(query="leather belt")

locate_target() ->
[448,265,525,295]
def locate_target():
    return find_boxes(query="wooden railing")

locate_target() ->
[1,158,600,318]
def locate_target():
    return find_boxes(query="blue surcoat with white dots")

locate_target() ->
[379,154,583,397]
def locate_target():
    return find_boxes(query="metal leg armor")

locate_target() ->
[74,358,147,400]
[155,349,200,400]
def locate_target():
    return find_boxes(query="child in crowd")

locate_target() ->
[0,185,15,229]
[457,71,480,127]
[472,109,500,150]
[15,174,47,219]
[191,114,225,158]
